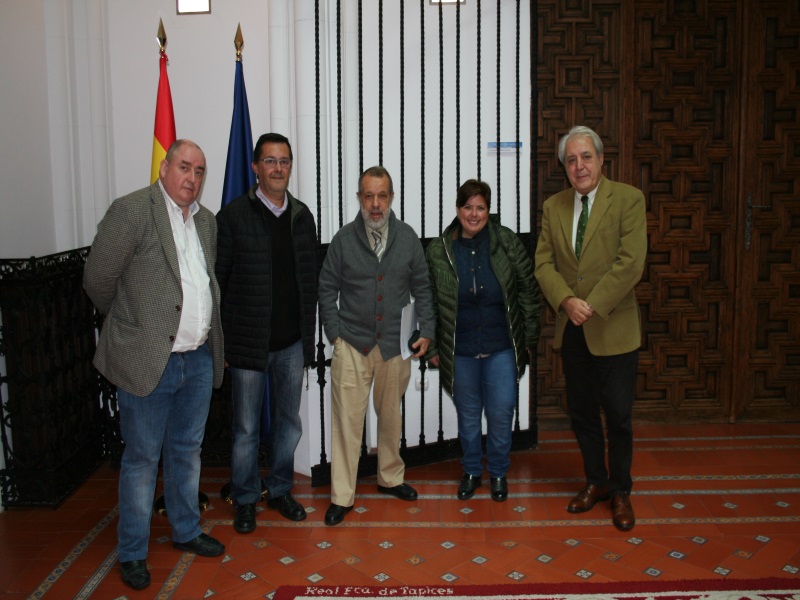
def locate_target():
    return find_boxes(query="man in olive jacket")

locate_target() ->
[535,125,647,532]
[216,133,318,533]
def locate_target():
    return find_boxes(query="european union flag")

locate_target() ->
[221,60,256,207]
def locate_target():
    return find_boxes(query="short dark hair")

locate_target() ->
[456,179,491,210]
[253,133,293,162]
[358,165,394,195]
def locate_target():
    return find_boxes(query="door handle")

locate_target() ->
[745,193,770,251]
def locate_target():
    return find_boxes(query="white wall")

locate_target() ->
[0,0,532,478]
[0,1,56,258]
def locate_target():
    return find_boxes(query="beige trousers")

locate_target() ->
[330,339,411,507]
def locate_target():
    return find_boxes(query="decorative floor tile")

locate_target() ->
[307,573,324,583]
[713,567,731,576]
[441,573,458,582]
[472,556,487,565]
[723,502,738,509]
[644,568,662,577]
[316,541,332,549]
[407,555,424,565]
[671,502,685,509]
[502,541,518,548]
[603,553,620,562]
[537,554,553,564]
[668,551,686,560]
[755,535,771,543]
[459,507,473,514]
[628,537,644,545]
[343,556,361,565]
[378,541,394,549]
[441,541,455,549]
[691,536,707,544]
[373,573,390,582]
[565,539,580,546]
[783,565,799,574]
[507,571,525,581]
[576,570,593,579]
[354,507,369,515]
[240,571,257,581]
[279,556,295,565]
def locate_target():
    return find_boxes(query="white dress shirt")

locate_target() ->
[160,181,212,352]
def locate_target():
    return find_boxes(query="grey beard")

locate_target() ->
[361,207,388,230]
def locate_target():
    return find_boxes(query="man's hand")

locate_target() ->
[428,354,440,367]
[411,336,431,358]
[561,296,594,326]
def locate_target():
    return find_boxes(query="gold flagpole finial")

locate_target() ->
[157,18,167,53]
[234,23,244,62]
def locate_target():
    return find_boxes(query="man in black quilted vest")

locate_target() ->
[216,133,318,533]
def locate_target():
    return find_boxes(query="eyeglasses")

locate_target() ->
[257,157,292,168]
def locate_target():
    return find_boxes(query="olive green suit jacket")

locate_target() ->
[84,182,224,397]
[534,176,647,356]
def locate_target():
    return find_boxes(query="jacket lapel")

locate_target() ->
[555,191,577,261]
[581,176,611,254]
[150,183,182,282]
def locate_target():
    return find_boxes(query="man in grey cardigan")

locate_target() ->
[318,165,436,526]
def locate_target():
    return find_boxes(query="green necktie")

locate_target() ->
[575,195,589,258]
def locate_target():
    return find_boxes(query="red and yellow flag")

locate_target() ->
[150,51,176,184]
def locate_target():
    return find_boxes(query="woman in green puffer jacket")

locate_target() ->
[426,179,541,502]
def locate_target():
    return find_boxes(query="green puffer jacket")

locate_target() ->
[425,216,541,396]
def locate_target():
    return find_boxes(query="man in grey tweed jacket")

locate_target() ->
[84,140,225,591]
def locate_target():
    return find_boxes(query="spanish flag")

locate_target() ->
[150,50,176,184]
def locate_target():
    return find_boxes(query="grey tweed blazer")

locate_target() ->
[84,182,224,397]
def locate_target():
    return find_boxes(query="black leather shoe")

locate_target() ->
[234,503,256,534]
[267,493,307,521]
[120,560,150,590]
[377,483,418,501]
[173,533,225,557]
[325,503,352,526]
[457,473,481,500]
[490,477,508,502]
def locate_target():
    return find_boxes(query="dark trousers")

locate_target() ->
[562,322,638,495]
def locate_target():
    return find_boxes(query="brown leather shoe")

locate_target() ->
[567,484,610,513]
[611,494,635,531]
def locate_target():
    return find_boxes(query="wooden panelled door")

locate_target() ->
[534,0,800,425]
[733,1,800,420]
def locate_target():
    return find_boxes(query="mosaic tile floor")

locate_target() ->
[2,423,799,599]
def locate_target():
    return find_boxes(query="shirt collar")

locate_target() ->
[255,187,289,216]
[159,180,199,220]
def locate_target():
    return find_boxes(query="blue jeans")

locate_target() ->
[116,343,213,562]
[230,339,304,505]
[452,348,517,478]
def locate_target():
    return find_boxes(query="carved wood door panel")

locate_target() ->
[534,0,800,424]
[732,0,800,420]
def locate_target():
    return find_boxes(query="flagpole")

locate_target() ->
[150,19,176,184]
[221,23,256,207]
